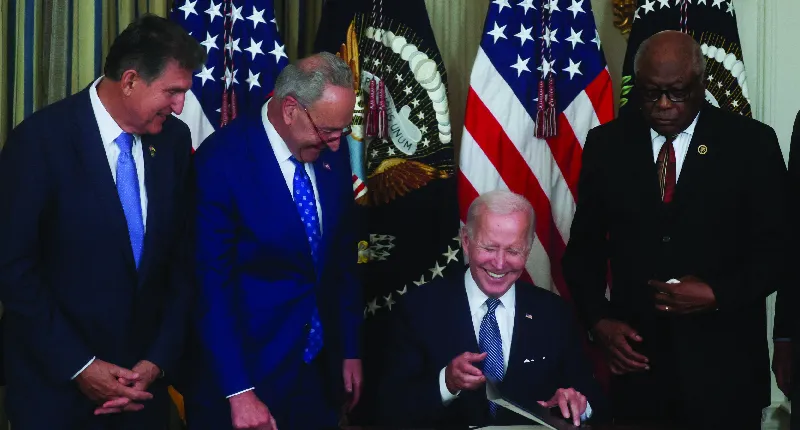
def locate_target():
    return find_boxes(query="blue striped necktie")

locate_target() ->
[480,298,504,416]
[115,132,144,269]
[289,157,324,363]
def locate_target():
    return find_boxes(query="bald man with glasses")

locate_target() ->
[563,30,789,429]
[183,52,363,430]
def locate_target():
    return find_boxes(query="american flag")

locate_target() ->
[170,0,288,149]
[458,0,614,298]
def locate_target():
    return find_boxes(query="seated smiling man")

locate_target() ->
[378,190,605,428]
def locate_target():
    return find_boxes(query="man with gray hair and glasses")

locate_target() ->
[379,190,604,428]
[564,30,788,428]
[183,52,363,430]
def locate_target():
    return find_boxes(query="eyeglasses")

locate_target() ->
[638,86,694,103]
[301,106,352,144]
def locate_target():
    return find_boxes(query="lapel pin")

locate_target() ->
[149,145,156,158]
[525,313,532,319]
[323,162,331,170]
[698,144,708,155]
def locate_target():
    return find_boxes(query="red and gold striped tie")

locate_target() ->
[657,136,677,203]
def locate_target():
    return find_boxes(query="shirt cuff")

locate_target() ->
[71,356,96,380]
[580,401,593,421]
[226,387,255,399]
[438,367,459,405]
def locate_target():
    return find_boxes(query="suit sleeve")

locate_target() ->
[711,124,789,312]
[0,124,95,383]
[377,299,448,426]
[144,127,195,375]
[336,142,363,359]
[774,112,800,340]
[562,129,611,329]
[193,137,252,398]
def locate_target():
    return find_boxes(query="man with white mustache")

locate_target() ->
[377,190,604,428]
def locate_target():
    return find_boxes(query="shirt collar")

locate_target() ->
[262,98,293,163]
[89,76,136,148]
[650,110,701,142]
[464,269,515,314]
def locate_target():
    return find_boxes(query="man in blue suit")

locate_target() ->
[379,190,605,428]
[185,52,363,430]
[0,15,204,430]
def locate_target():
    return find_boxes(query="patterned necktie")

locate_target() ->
[657,136,677,203]
[289,157,324,363]
[479,298,504,416]
[115,132,144,269]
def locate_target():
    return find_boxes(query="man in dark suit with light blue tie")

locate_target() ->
[379,190,604,428]
[0,15,204,430]
[184,52,363,430]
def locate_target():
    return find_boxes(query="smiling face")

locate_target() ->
[462,209,532,298]
[121,60,194,135]
[282,84,356,163]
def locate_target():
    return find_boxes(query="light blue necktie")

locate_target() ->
[115,132,144,269]
[289,157,324,363]
[479,298,504,416]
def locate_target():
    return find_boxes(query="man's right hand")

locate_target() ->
[444,352,488,394]
[592,319,649,375]
[229,390,278,430]
[75,359,153,406]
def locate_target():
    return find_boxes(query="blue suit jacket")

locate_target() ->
[0,87,194,428]
[378,269,606,427]
[186,107,362,408]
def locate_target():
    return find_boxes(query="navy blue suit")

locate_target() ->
[183,106,362,430]
[0,88,194,429]
[378,269,605,428]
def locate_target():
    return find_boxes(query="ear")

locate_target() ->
[281,96,301,126]
[460,225,471,260]
[119,69,140,97]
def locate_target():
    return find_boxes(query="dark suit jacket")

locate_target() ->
[562,103,789,420]
[182,106,362,428]
[378,269,605,428]
[774,111,800,341]
[0,87,194,429]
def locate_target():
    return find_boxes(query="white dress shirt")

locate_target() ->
[225,100,325,399]
[650,111,700,182]
[72,77,149,380]
[438,271,592,421]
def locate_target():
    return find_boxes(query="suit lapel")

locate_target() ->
[672,105,713,208]
[71,90,137,276]
[312,151,337,274]
[137,135,167,285]
[247,114,313,268]
[625,113,664,209]
[505,285,531,382]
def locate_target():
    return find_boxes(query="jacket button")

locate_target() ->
[662,236,671,243]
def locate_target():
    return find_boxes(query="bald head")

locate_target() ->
[634,30,705,80]
[633,30,706,136]
[273,52,354,107]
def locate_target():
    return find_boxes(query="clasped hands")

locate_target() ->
[594,275,717,375]
[75,359,160,415]
[444,352,587,426]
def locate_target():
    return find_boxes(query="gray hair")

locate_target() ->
[273,52,354,107]
[465,190,535,248]
[633,31,706,79]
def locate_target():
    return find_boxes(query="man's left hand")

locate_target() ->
[538,388,587,426]
[342,359,363,412]
[95,360,161,415]
[649,276,717,314]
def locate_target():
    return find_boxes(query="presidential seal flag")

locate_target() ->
[315,0,461,320]
[314,0,461,420]
[171,0,288,149]
[619,0,751,116]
